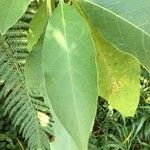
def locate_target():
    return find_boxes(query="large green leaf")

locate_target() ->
[43,2,98,150]
[0,0,32,34]
[92,29,140,116]
[76,0,150,72]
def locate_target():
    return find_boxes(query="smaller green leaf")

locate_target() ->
[25,36,44,91]
[24,34,53,150]
[92,30,141,116]
[26,29,79,150]
[0,0,32,34]
[27,0,50,51]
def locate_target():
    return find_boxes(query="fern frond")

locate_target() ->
[0,1,53,149]
[0,35,53,150]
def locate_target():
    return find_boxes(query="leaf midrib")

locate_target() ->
[60,2,82,148]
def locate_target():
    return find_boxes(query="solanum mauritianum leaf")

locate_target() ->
[43,2,98,150]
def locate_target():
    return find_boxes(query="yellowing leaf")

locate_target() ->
[92,30,141,116]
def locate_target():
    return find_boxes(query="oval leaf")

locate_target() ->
[43,2,98,150]
[77,0,150,72]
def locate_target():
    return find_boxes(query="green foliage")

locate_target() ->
[1,68,149,150]
[89,99,150,150]
[0,0,150,150]
[141,67,150,103]
[0,102,27,150]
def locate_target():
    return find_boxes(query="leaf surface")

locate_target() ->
[92,29,141,116]
[77,0,150,72]
[0,0,32,34]
[43,2,98,150]
[50,114,78,150]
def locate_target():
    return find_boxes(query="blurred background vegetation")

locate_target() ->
[0,67,149,150]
